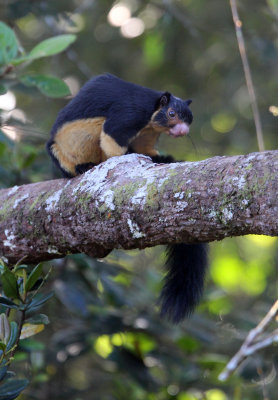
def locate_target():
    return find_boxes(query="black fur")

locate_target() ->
[48,74,193,148]
[160,243,208,323]
[151,155,208,323]
[75,162,96,175]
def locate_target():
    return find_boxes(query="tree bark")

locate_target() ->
[0,151,277,265]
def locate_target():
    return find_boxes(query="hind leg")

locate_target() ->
[49,118,105,177]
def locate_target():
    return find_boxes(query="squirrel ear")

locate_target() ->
[186,99,192,106]
[159,92,171,107]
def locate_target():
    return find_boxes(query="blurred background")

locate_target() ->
[0,0,277,399]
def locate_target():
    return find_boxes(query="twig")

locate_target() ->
[219,300,278,381]
[230,0,265,152]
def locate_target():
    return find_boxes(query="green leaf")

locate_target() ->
[0,22,18,66]
[26,291,54,311]
[11,34,76,66]
[6,322,18,352]
[20,338,45,352]
[33,373,49,383]
[0,378,29,400]
[0,365,7,382]
[0,84,7,95]
[0,343,6,353]
[0,314,10,344]
[21,152,37,169]
[3,371,16,381]
[28,34,76,59]
[0,298,18,310]
[20,74,71,98]
[14,265,28,272]
[25,314,49,325]
[0,142,6,158]
[1,269,18,298]
[25,263,43,292]
[14,265,27,279]
[143,33,164,69]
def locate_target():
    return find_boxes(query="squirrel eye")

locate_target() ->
[168,110,176,118]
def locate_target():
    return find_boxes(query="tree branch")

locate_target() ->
[219,300,278,381]
[0,151,277,264]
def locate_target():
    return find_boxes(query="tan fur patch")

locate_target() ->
[52,117,105,175]
[100,130,127,160]
[130,127,160,156]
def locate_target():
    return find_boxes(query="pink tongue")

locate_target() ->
[169,123,190,137]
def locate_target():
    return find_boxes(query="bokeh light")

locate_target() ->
[0,91,16,111]
[120,17,145,38]
[108,3,131,27]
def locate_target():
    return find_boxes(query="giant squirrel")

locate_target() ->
[47,74,208,323]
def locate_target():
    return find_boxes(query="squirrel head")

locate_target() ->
[152,92,193,137]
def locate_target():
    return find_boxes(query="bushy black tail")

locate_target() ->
[159,243,208,323]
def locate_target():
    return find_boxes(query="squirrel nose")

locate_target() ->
[169,123,190,137]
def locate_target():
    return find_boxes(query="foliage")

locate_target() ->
[0,1,277,399]
[0,21,75,98]
[0,258,52,399]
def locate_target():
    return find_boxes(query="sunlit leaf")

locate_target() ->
[28,34,76,59]
[94,335,113,358]
[211,255,269,295]
[0,22,18,66]
[20,74,71,98]
[11,34,76,66]
[246,234,277,248]
[20,323,44,340]
[205,388,228,400]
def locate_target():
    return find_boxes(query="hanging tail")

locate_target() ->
[159,243,208,323]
